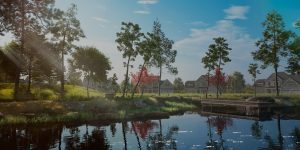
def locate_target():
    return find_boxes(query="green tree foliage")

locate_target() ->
[287,36,300,74]
[228,71,245,93]
[131,32,157,98]
[109,73,119,93]
[248,63,260,97]
[208,37,231,98]
[252,11,293,96]
[202,48,217,98]
[70,47,111,98]
[150,20,178,96]
[30,41,60,86]
[173,77,184,93]
[0,0,55,99]
[67,59,82,86]
[0,41,23,82]
[49,3,85,99]
[116,22,143,98]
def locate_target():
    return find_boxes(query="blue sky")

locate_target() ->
[2,0,300,84]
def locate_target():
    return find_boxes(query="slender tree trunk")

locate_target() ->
[277,114,283,148]
[207,117,212,143]
[216,55,222,99]
[206,71,210,99]
[131,122,142,150]
[275,66,279,96]
[254,78,256,97]
[86,75,90,98]
[122,56,131,98]
[26,55,32,95]
[58,125,62,150]
[14,0,25,100]
[159,119,162,135]
[60,34,66,100]
[158,65,162,96]
[131,61,146,98]
[13,70,20,100]
[122,122,128,150]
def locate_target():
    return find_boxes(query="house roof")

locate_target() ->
[161,79,173,86]
[255,79,265,83]
[185,81,195,84]
[290,74,300,84]
[196,75,208,82]
[267,72,289,81]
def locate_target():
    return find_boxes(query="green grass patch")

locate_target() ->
[64,85,104,100]
[0,88,13,100]
[0,83,105,101]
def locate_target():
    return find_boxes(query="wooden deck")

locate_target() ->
[200,99,278,107]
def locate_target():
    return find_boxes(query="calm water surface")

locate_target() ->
[0,112,299,150]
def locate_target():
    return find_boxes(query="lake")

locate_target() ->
[0,107,299,150]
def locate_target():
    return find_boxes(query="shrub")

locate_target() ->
[38,89,56,100]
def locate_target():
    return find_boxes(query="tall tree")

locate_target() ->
[116,22,143,98]
[1,0,55,99]
[173,77,184,93]
[202,50,217,98]
[252,11,293,96]
[248,63,260,97]
[131,33,156,98]
[70,46,111,98]
[151,20,178,96]
[49,4,85,99]
[209,37,231,99]
[228,71,246,93]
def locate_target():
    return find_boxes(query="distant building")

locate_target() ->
[254,72,300,93]
[142,79,173,93]
[184,75,217,93]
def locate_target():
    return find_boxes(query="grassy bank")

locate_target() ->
[1,83,300,125]
[0,83,103,101]
[0,96,198,125]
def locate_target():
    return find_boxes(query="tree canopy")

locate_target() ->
[116,22,143,98]
[70,46,111,97]
[252,11,293,96]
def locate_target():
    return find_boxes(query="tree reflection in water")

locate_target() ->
[205,116,233,150]
[110,123,117,137]
[132,121,158,140]
[251,121,263,139]
[260,114,283,150]
[146,120,179,150]
[291,127,300,149]
[0,125,63,150]
[64,125,110,150]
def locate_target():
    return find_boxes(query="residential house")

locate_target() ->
[264,72,289,93]
[143,79,174,93]
[254,79,266,93]
[184,75,217,93]
[281,74,300,93]
[254,72,300,93]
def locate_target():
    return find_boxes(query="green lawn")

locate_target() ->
[0,83,104,101]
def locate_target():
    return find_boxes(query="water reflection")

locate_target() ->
[0,108,299,150]
[205,116,232,150]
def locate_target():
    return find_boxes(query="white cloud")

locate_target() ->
[137,0,158,5]
[92,17,109,23]
[224,5,249,20]
[174,20,258,83]
[186,21,208,27]
[134,10,150,15]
